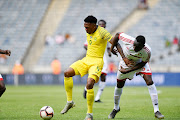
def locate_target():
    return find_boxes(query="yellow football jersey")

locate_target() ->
[86,26,112,58]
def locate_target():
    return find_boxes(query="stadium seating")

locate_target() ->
[0,0,50,67]
[126,0,180,66]
[37,0,139,71]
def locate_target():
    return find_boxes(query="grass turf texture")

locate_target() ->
[0,85,180,120]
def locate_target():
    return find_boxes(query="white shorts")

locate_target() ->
[101,54,108,74]
[0,74,3,81]
[117,60,152,80]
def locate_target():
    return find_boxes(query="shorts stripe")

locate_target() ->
[139,72,152,75]
[101,72,107,75]
[117,78,126,81]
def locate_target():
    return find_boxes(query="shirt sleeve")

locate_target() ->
[99,27,112,42]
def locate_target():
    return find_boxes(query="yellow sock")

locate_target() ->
[64,77,73,102]
[87,89,94,113]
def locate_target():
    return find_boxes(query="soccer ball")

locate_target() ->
[40,106,54,120]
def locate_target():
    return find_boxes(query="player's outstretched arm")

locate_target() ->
[0,49,11,56]
[110,33,119,56]
[84,45,87,50]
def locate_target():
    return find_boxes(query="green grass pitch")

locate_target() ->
[0,85,180,120]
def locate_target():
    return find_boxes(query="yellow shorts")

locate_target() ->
[70,56,104,83]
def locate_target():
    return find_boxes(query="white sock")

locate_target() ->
[147,83,159,113]
[114,86,123,110]
[84,86,87,91]
[95,81,106,101]
[67,101,72,103]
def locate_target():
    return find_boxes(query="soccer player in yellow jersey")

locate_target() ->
[61,15,113,120]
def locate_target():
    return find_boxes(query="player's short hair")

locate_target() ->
[98,19,106,25]
[136,35,146,45]
[84,15,97,24]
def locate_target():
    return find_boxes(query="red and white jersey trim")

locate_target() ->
[0,74,3,81]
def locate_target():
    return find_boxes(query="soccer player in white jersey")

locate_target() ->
[0,49,11,98]
[83,20,111,102]
[108,32,164,119]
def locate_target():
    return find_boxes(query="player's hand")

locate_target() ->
[110,46,118,57]
[119,66,131,74]
[123,58,135,67]
[5,50,11,56]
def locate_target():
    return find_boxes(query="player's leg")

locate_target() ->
[0,75,6,97]
[143,74,164,119]
[94,73,106,102]
[108,79,125,119]
[85,58,103,120]
[61,58,89,114]
[64,67,75,102]
[61,67,76,114]
[85,76,96,120]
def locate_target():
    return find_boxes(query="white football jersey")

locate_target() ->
[118,32,151,64]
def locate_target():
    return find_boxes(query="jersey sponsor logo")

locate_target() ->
[89,40,92,45]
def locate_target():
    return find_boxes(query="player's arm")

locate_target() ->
[107,47,111,57]
[0,49,11,56]
[110,33,134,66]
[106,43,111,57]
[84,45,87,50]
[120,61,147,74]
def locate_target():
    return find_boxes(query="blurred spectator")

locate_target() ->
[165,37,171,48]
[45,35,55,46]
[65,33,75,44]
[108,61,117,73]
[55,33,65,45]
[138,0,149,9]
[51,57,61,75]
[0,54,7,64]
[172,36,179,45]
[12,60,24,75]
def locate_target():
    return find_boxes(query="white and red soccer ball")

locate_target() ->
[40,106,54,120]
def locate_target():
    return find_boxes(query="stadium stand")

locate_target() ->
[37,0,139,71]
[126,0,180,67]
[0,0,50,68]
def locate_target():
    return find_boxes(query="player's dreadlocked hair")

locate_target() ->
[136,35,146,45]
[84,15,97,24]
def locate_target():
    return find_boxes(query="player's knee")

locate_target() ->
[0,85,6,92]
[86,83,94,89]
[64,68,75,77]
[146,81,154,86]
[64,70,69,77]
[117,81,125,88]
[100,74,106,82]
[86,78,95,89]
